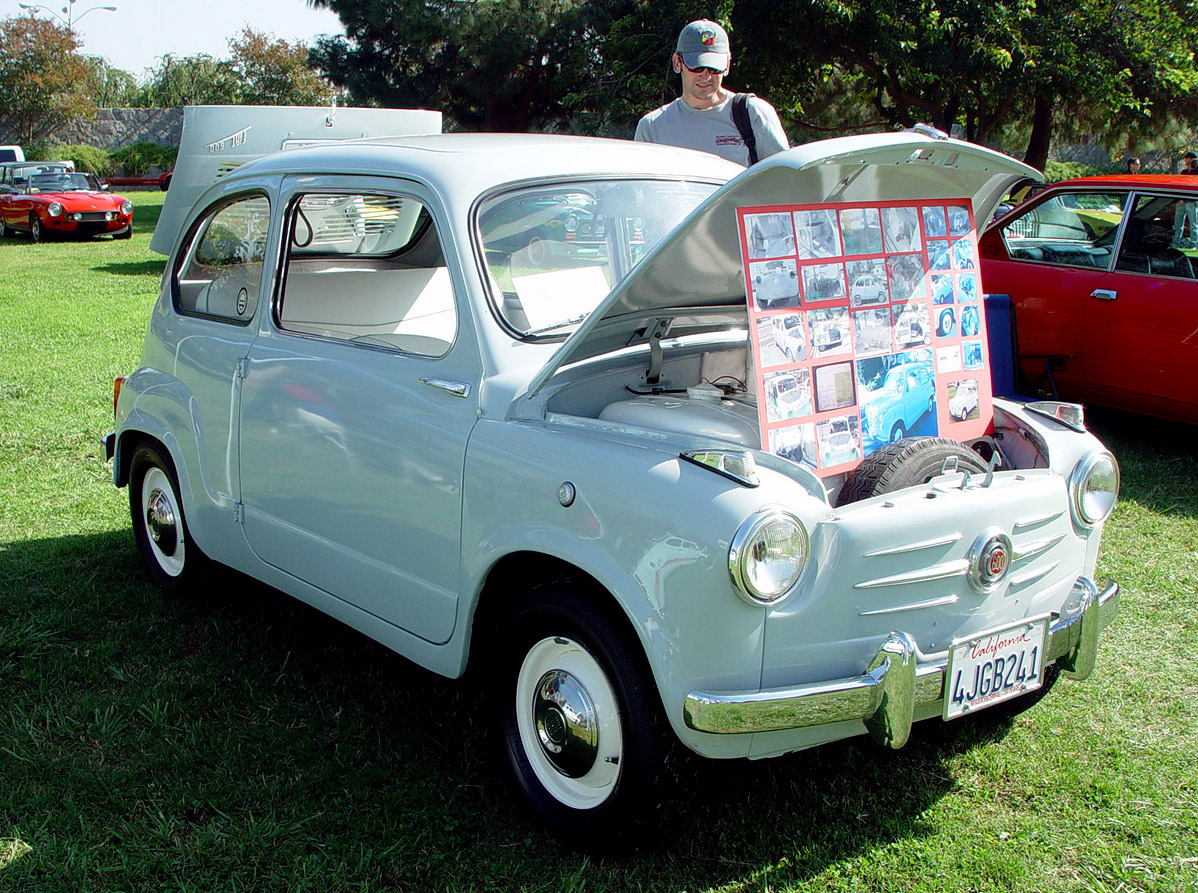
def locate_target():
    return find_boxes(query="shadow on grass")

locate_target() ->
[95,259,167,277]
[0,530,1016,890]
[1084,405,1198,519]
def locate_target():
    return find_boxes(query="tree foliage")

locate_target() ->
[227,27,335,106]
[0,15,95,142]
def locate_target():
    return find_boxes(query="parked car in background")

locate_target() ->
[981,174,1198,423]
[0,170,133,242]
[104,130,1120,847]
[0,145,24,163]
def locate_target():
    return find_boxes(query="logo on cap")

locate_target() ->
[701,29,716,46]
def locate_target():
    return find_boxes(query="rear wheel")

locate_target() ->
[494,583,671,847]
[128,441,208,591]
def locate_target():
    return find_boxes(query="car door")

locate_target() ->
[1079,191,1198,419]
[980,188,1129,398]
[237,180,477,645]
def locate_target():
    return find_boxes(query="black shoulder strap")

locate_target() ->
[731,93,759,165]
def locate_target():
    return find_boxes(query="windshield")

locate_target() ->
[28,173,99,193]
[477,178,719,337]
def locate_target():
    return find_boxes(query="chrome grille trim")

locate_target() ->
[859,594,959,616]
[862,533,962,558]
[1012,533,1066,562]
[1009,561,1059,587]
[853,559,969,589]
[1013,509,1065,529]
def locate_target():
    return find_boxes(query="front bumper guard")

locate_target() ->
[683,576,1119,748]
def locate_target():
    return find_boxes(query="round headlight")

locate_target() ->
[729,510,809,605]
[48,203,63,218]
[1069,450,1119,527]
[120,200,133,215]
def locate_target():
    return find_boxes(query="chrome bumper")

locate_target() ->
[683,577,1119,748]
[102,432,116,462]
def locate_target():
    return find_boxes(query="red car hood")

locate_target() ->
[31,191,128,210]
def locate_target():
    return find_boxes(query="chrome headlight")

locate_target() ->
[120,200,133,215]
[48,202,63,218]
[729,509,809,605]
[1069,449,1119,527]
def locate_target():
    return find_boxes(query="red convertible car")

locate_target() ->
[0,170,133,242]
[980,174,1198,423]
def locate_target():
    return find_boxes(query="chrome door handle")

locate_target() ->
[420,377,471,398]
[1091,289,1117,301]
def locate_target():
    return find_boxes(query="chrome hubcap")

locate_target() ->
[146,488,178,555]
[533,668,599,777]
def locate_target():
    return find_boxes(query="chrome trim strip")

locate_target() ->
[862,534,962,558]
[683,577,1119,741]
[1013,533,1066,561]
[1013,510,1064,529]
[853,559,969,589]
[1008,561,1059,587]
[859,594,959,616]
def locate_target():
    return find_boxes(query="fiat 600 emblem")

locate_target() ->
[969,529,1013,592]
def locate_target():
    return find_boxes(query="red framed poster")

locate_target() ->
[739,200,992,477]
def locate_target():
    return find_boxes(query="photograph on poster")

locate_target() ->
[816,414,863,468]
[964,340,984,370]
[770,313,807,363]
[923,205,948,237]
[952,238,976,269]
[886,253,926,302]
[768,422,817,472]
[883,206,922,253]
[750,258,800,310]
[948,205,972,236]
[809,306,852,358]
[927,239,951,270]
[858,352,936,448]
[932,273,954,304]
[755,317,786,367]
[763,368,813,422]
[802,263,847,303]
[746,212,796,259]
[949,377,981,421]
[839,207,884,255]
[795,208,842,259]
[958,272,978,302]
[961,305,980,337]
[813,361,857,413]
[936,307,957,338]
[937,344,963,373]
[848,259,889,306]
[852,307,892,355]
[893,302,931,349]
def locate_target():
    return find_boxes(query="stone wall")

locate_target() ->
[0,108,183,149]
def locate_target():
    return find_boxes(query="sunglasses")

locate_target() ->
[682,62,724,75]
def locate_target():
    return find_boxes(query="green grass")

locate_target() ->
[1,194,1196,891]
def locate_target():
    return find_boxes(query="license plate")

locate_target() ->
[944,617,1049,720]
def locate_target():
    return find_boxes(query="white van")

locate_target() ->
[0,146,25,164]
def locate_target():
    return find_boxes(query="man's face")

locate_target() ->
[1186,155,1198,171]
[673,52,729,110]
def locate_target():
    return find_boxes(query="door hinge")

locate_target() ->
[235,358,249,380]
[233,502,245,524]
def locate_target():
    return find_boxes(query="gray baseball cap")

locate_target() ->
[676,20,730,69]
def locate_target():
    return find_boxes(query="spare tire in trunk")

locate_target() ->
[838,437,989,506]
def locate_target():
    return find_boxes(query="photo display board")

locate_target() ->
[738,200,994,477]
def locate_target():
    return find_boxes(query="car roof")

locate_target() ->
[1040,173,1198,189]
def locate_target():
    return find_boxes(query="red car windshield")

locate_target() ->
[27,173,100,193]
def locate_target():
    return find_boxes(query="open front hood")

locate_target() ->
[516,131,1040,410]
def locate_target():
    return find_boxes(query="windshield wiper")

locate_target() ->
[525,313,589,336]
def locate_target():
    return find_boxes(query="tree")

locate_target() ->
[229,27,335,106]
[308,0,641,132]
[0,14,96,142]
[84,56,140,108]
[134,54,243,108]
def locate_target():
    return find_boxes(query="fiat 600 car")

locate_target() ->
[104,131,1120,844]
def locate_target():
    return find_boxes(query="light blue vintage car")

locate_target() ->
[104,130,1121,847]
[862,360,937,444]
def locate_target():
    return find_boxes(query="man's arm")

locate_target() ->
[748,98,789,160]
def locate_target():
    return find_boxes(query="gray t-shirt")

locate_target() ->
[634,94,789,167]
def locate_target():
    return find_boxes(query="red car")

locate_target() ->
[980,174,1198,423]
[0,170,133,242]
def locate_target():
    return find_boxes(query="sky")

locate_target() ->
[8,0,345,79]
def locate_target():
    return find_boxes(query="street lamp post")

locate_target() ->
[17,0,118,30]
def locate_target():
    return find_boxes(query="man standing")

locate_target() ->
[635,20,789,167]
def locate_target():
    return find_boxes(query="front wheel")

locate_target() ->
[494,584,671,847]
[30,214,45,243]
[128,441,208,591]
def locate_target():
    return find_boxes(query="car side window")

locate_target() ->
[1114,194,1197,279]
[174,194,270,324]
[276,192,456,357]
[1000,192,1126,269]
